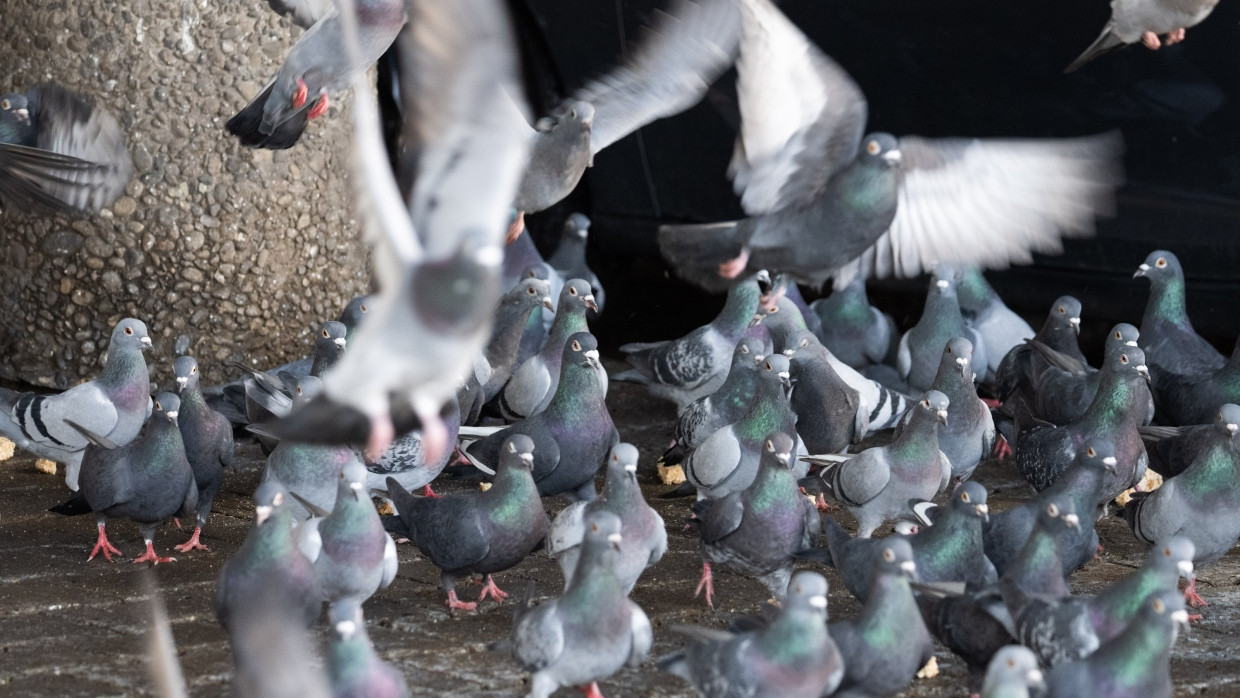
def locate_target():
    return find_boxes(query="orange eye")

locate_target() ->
[866,141,880,155]
[1120,354,1130,364]
[124,326,134,335]
[1156,258,1167,268]
[322,329,329,338]
[882,548,895,562]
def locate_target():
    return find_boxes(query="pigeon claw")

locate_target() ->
[446,589,478,612]
[577,683,605,698]
[422,484,442,498]
[133,541,176,565]
[365,414,396,463]
[992,435,1013,460]
[717,249,750,280]
[307,93,329,120]
[1165,27,1186,45]
[88,524,123,562]
[694,561,715,608]
[1142,31,1162,49]
[477,575,509,604]
[1184,578,1209,609]
[506,211,526,244]
[292,77,309,109]
[174,527,209,553]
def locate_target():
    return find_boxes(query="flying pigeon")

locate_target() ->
[1065,0,1222,72]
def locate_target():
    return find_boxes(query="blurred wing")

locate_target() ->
[728,0,867,215]
[834,132,1122,289]
[574,0,741,155]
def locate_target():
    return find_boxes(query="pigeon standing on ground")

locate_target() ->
[0,318,153,491]
[783,331,913,434]
[261,436,364,520]
[803,390,952,537]
[463,333,618,501]
[692,432,820,607]
[1087,536,1196,643]
[500,279,600,420]
[546,213,605,314]
[547,443,667,593]
[956,267,1035,386]
[784,329,866,456]
[898,269,982,394]
[227,0,407,149]
[658,571,844,698]
[1158,334,1240,426]
[1134,250,1226,404]
[479,276,554,408]
[913,337,995,482]
[508,510,652,698]
[0,81,133,213]
[996,295,1084,406]
[326,605,410,698]
[657,0,1121,291]
[70,392,197,565]
[388,434,548,611]
[1065,0,1222,72]
[662,335,767,465]
[170,355,236,552]
[617,272,768,410]
[809,277,898,371]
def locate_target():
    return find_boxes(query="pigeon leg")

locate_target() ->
[980,397,1001,409]
[365,413,397,463]
[291,77,309,108]
[1183,578,1208,609]
[992,435,1013,460]
[416,409,449,468]
[1165,27,1186,45]
[88,522,123,561]
[693,561,715,608]
[174,526,209,553]
[506,211,526,245]
[133,539,176,565]
[445,588,478,612]
[477,575,509,603]
[421,484,442,498]
[1142,31,1162,49]
[307,93,329,120]
[717,249,750,280]
[577,683,605,698]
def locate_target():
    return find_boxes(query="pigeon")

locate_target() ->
[658,571,844,698]
[1157,334,1240,426]
[293,460,398,618]
[0,318,152,491]
[1087,536,1196,643]
[1134,250,1226,404]
[547,443,667,593]
[226,0,407,149]
[956,267,1035,386]
[692,432,820,607]
[617,271,768,410]
[808,277,897,370]
[215,481,323,633]
[898,268,982,395]
[662,335,767,465]
[829,537,935,698]
[804,390,952,537]
[267,0,531,465]
[1043,589,1189,698]
[1028,323,1151,426]
[266,0,335,29]
[980,646,1045,698]
[996,295,1085,406]
[910,336,995,481]
[1003,581,1102,669]
[0,81,133,213]
[68,392,197,565]
[1014,345,1151,496]
[1123,404,1240,607]
[463,333,619,501]
[1140,404,1240,478]
[308,321,348,377]
[682,354,797,500]
[326,606,410,698]
[546,214,605,314]
[1003,496,1084,599]
[261,438,365,521]
[500,279,600,420]
[784,330,913,434]
[388,434,548,611]
[985,441,1118,577]
[657,0,1121,291]
[170,355,236,552]
[364,398,460,498]
[508,510,652,698]
[480,276,555,407]
[1065,0,1222,72]
[784,329,866,456]
[240,371,324,452]
[750,293,813,354]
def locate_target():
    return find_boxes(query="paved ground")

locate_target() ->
[3,359,1240,697]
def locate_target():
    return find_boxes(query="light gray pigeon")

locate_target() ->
[171,355,236,552]
[0,318,152,491]
[809,277,898,370]
[692,432,820,607]
[547,443,667,593]
[326,605,410,698]
[662,335,767,465]
[804,390,952,537]
[0,82,133,213]
[261,438,365,521]
[898,268,983,394]
[658,571,844,698]
[906,337,994,482]
[981,646,1045,698]
[547,213,605,314]
[658,0,1121,291]
[617,271,768,410]
[509,510,652,698]
[956,267,1035,386]
[480,276,554,407]
[227,0,407,148]
[1065,0,1221,72]
[265,0,335,28]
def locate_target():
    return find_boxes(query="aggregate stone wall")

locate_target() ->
[0,0,371,388]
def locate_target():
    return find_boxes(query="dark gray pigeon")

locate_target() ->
[1086,536,1195,644]
[261,436,364,521]
[909,336,995,481]
[1139,403,1240,478]
[956,267,1035,386]
[308,321,348,377]
[388,434,548,611]
[69,392,197,565]
[809,277,898,370]
[1158,334,1240,426]
[226,0,406,148]
[996,295,1084,406]
[0,318,152,491]
[1002,496,1083,599]
[662,335,767,466]
[617,272,768,410]
[0,81,133,213]
[829,537,935,698]
[1028,322,1151,426]
[171,355,235,552]
[784,329,867,456]
[547,443,667,593]
[658,0,1121,292]
[898,268,982,394]
[463,333,618,501]
[692,432,820,607]
[480,276,554,408]
[1065,0,1221,72]
[547,213,605,314]
[326,605,410,698]
[500,279,600,420]
[509,510,652,698]
[658,570,844,698]
[803,390,952,537]
[783,330,912,435]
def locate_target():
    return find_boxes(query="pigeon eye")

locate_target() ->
[1115,331,1122,339]
[1156,257,1167,268]
[741,345,750,354]
[296,386,303,395]
[866,140,880,155]
[766,439,774,451]
[569,287,578,296]
[1120,354,1130,364]
[1058,306,1064,314]
[0,99,9,110]
[591,523,599,533]
[507,442,516,453]
[960,491,970,502]
[611,453,618,462]
[1087,447,1096,457]
[191,366,198,374]
[946,346,952,354]
[800,339,809,348]
[527,286,536,295]
[359,304,367,312]
[922,399,930,408]
[154,401,163,411]
[765,361,773,371]
[882,548,895,562]
[1163,547,1171,557]
[1152,597,1165,613]
[572,340,582,351]
[124,326,134,335]
[1047,503,1060,516]
[322,329,330,338]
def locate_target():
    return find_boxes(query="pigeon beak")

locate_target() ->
[955,356,968,376]
[1064,513,1081,531]
[255,505,273,525]
[519,452,535,468]
[541,296,554,311]
[166,410,179,425]
[334,337,347,349]
[899,560,917,576]
[976,503,989,522]
[749,313,764,328]
[1102,456,1117,472]
[583,295,598,312]
[607,532,623,550]
[809,595,827,610]
[140,336,153,350]
[1125,340,1138,347]
[1137,364,1150,382]
[1178,560,1194,578]
[782,348,795,358]
[1027,668,1044,688]
[175,376,188,391]
[882,149,902,164]
[1227,423,1238,435]
[1068,317,1081,335]
[935,279,950,292]
[624,463,638,478]
[1134,263,1150,278]
[350,481,363,499]
[584,349,601,369]
[936,409,949,425]
[14,107,29,123]
[775,451,792,467]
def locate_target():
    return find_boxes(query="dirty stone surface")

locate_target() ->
[2,358,1240,697]
[0,0,370,389]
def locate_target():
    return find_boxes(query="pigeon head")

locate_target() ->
[563,212,591,241]
[606,442,640,482]
[753,269,774,296]
[561,278,598,313]
[781,329,819,359]
[154,392,181,426]
[563,332,601,372]
[785,571,830,620]
[951,481,989,521]
[761,432,796,470]
[1078,439,1118,476]
[0,92,33,143]
[499,434,537,472]
[1133,250,1182,282]
[253,481,286,525]
[173,355,200,392]
[919,390,950,426]
[291,375,325,406]
[411,244,503,335]
[512,277,554,311]
[859,132,901,167]
[1036,495,1080,533]
[940,337,974,379]
[1106,323,1140,350]
[1213,404,1240,439]
[734,336,767,366]
[982,646,1044,695]
[544,99,595,133]
[874,537,917,581]
[111,318,153,352]
[1144,588,1191,634]
[316,321,348,355]
[1106,346,1149,382]
[1046,296,1082,335]
[341,459,369,501]
[1153,536,1196,582]
[758,354,792,394]
[583,510,624,552]
[337,295,371,336]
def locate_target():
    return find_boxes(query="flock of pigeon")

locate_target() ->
[0,0,1233,696]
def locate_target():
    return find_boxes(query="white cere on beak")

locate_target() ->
[778,371,790,381]
[624,463,637,474]
[976,504,989,515]
[1178,560,1194,576]
[1064,514,1081,528]
[349,481,363,492]
[777,451,792,463]
[935,279,949,290]
[256,505,273,525]
[1125,340,1138,347]
[584,349,600,361]
[955,357,968,367]
[882,149,902,164]
[1028,668,1044,685]
[1102,456,1117,466]
[607,532,623,546]
[1137,365,1150,377]
[175,376,188,388]
[809,595,827,609]
[1171,609,1190,624]
[1068,317,1081,327]
[1227,423,1238,435]
[140,336,153,347]
[900,560,917,573]
[936,410,949,422]
[334,338,347,348]
[520,453,535,466]
[1139,263,1151,272]
[165,410,179,421]
[335,620,356,637]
